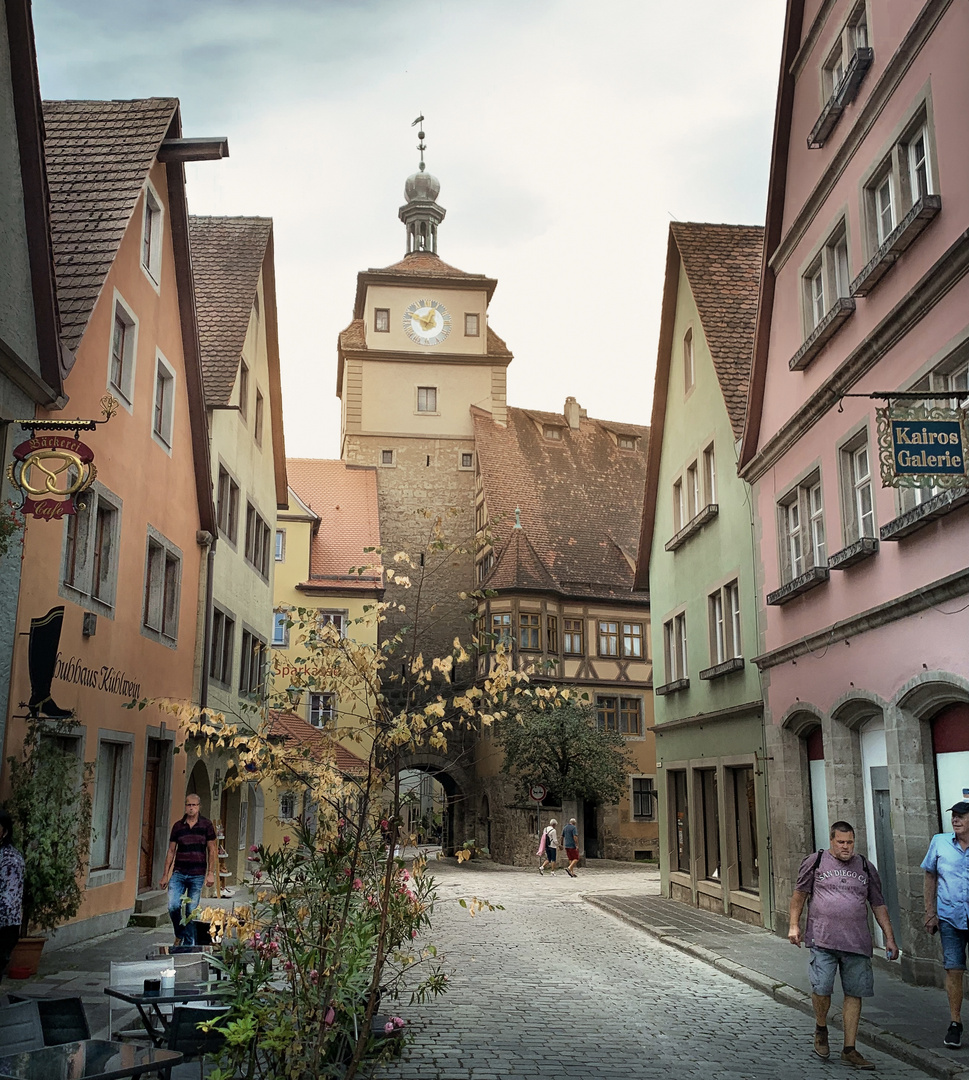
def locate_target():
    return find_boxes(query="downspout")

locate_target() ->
[199,533,216,711]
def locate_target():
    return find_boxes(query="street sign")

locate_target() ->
[528,785,547,802]
[877,403,969,488]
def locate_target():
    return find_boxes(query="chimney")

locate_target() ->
[564,396,583,430]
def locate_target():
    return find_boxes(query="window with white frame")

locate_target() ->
[618,435,637,450]
[702,443,717,505]
[239,629,267,697]
[683,327,695,392]
[274,529,285,561]
[491,612,512,647]
[61,482,122,613]
[141,182,163,286]
[142,530,181,643]
[803,224,850,332]
[865,112,937,252]
[245,502,272,578]
[632,776,656,821]
[109,296,137,405]
[778,473,826,582]
[898,354,969,511]
[272,611,289,647]
[152,352,175,448]
[90,739,130,873]
[209,607,234,684]
[563,618,584,655]
[622,621,645,659]
[279,792,297,820]
[309,692,336,728]
[417,386,438,413]
[216,466,239,544]
[663,611,688,682]
[315,611,345,637]
[840,435,876,542]
[709,579,742,664]
[672,477,685,532]
[686,460,700,520]
[822,1,869,98]
[254,389,264,447]
[597,620,619,657]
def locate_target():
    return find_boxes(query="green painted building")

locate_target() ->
[634,222,770,926]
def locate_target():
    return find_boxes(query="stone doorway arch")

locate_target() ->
[394,752,475,856]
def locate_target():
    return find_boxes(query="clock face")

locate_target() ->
[403,298,451,346]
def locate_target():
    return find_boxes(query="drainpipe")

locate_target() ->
[198,532,216,711]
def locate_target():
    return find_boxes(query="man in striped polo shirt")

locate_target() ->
[159,795,217,946]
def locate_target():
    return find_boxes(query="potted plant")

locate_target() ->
[4,718,92,974]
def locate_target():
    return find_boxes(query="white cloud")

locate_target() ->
[33,0,784,458]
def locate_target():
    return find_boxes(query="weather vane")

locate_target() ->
[411,113,426,173]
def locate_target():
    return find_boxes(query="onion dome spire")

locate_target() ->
[399,114,446,255]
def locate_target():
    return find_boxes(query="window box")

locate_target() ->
[880,488,969,541]
[665,503,718,552]
[827,536,878,568]
[789,297,855,371]
[807,48,873,149]
[699,656,745,681]
[654,677,690,696]
[850,194,942,297]
[766,565,829,606]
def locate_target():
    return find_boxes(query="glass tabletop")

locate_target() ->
[0,1040,181,1080]
[105,980,225,1005]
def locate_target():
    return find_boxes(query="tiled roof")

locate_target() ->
[267,710,369,774]
[373,250,487,280]
[670,222,763,438]
[473,405,649,600]
[43,98,178,351]
[286,459,382,591]
[189,216,272,406]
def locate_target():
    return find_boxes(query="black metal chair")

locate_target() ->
[0,996,44,1054]
[166,1004,228,1079]
[36,995,92,1045]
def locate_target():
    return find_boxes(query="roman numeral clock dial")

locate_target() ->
[404,298,452,345]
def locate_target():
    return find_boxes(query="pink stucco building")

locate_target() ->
[740,0,969,984]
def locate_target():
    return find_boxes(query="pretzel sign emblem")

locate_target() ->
[8,435,97,520]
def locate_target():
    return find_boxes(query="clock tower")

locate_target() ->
[337,153,513,661]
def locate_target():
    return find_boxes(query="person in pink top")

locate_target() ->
[788,821,898,1071]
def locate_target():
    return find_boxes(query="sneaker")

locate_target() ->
[814,1026,830,1059]
[944,1022,963,1048]
[538,865,544,875]
[840,1048,875,1070]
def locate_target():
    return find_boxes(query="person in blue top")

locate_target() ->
[922,801,969,1049]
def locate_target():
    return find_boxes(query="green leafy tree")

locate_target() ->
[497,700,631,806]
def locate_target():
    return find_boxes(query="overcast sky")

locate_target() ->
[32,0,785,459]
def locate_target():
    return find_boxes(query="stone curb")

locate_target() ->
[584,895,969,1080]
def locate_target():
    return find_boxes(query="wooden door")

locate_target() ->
[139,744,161,891]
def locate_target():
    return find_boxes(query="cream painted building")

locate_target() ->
[188,217,288,889]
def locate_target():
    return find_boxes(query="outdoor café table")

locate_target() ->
[104,980,227,1048]
[0,1039,181,1080]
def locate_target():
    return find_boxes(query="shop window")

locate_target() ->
[807,726,828,850]
[671,770,690,873]
[730,766,758,893]
[699,769,720,882]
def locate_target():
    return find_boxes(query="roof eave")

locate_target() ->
[351,265,498,318]
[261,229,289,509]
[738,0,806,473]
[634,229,681,590]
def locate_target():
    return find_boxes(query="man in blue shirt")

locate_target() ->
[922,801,969,1048]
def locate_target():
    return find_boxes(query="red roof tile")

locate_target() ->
[473,405,649,600]
[286,459,382,591]
[43,98,178,350]
[267,710,369,774]
[373,250,485,279]
[670,222,764,438]
[189,216,272,406]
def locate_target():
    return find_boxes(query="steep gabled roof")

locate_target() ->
[43,98,179,351]
[671,222,763,439]
[188,216,273,406]
[633,222,763,588]
[286,459,383,593]
[267,710,369,775]
[474,404,649,601]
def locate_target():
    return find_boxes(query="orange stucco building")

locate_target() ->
[1,99,224,944]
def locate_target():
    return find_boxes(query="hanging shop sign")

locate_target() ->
[7,395,118,520]
[876,402,969,489]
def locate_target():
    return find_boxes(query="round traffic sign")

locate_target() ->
[529,784,547,802]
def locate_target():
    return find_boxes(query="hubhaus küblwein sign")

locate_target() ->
[876,402,969,488]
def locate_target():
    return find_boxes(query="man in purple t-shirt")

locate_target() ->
[159,795,217,946]
[789,820,898,1070]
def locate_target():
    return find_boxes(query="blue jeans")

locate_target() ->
[167,872,204,945]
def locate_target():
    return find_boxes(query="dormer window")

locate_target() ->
[543,425,563,441]
[618,435,637,451]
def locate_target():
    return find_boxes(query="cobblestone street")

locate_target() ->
[375,860,929,1080]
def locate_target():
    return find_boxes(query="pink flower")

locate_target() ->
[380,819,389,830]
[353,878,363,891]
[344,867,352,876]
[324,1006,336,1027]
[392,1016,405,1029]
[283,835,290,845]
[384,1021,394,1035]
[308,969,319,984]
[254,871,263,881]
[284,961,294,972]
[411,929,417,939]
[401,870,410,882]
[250,845,259,853]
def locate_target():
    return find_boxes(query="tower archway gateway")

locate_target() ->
[392,752,475,856]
